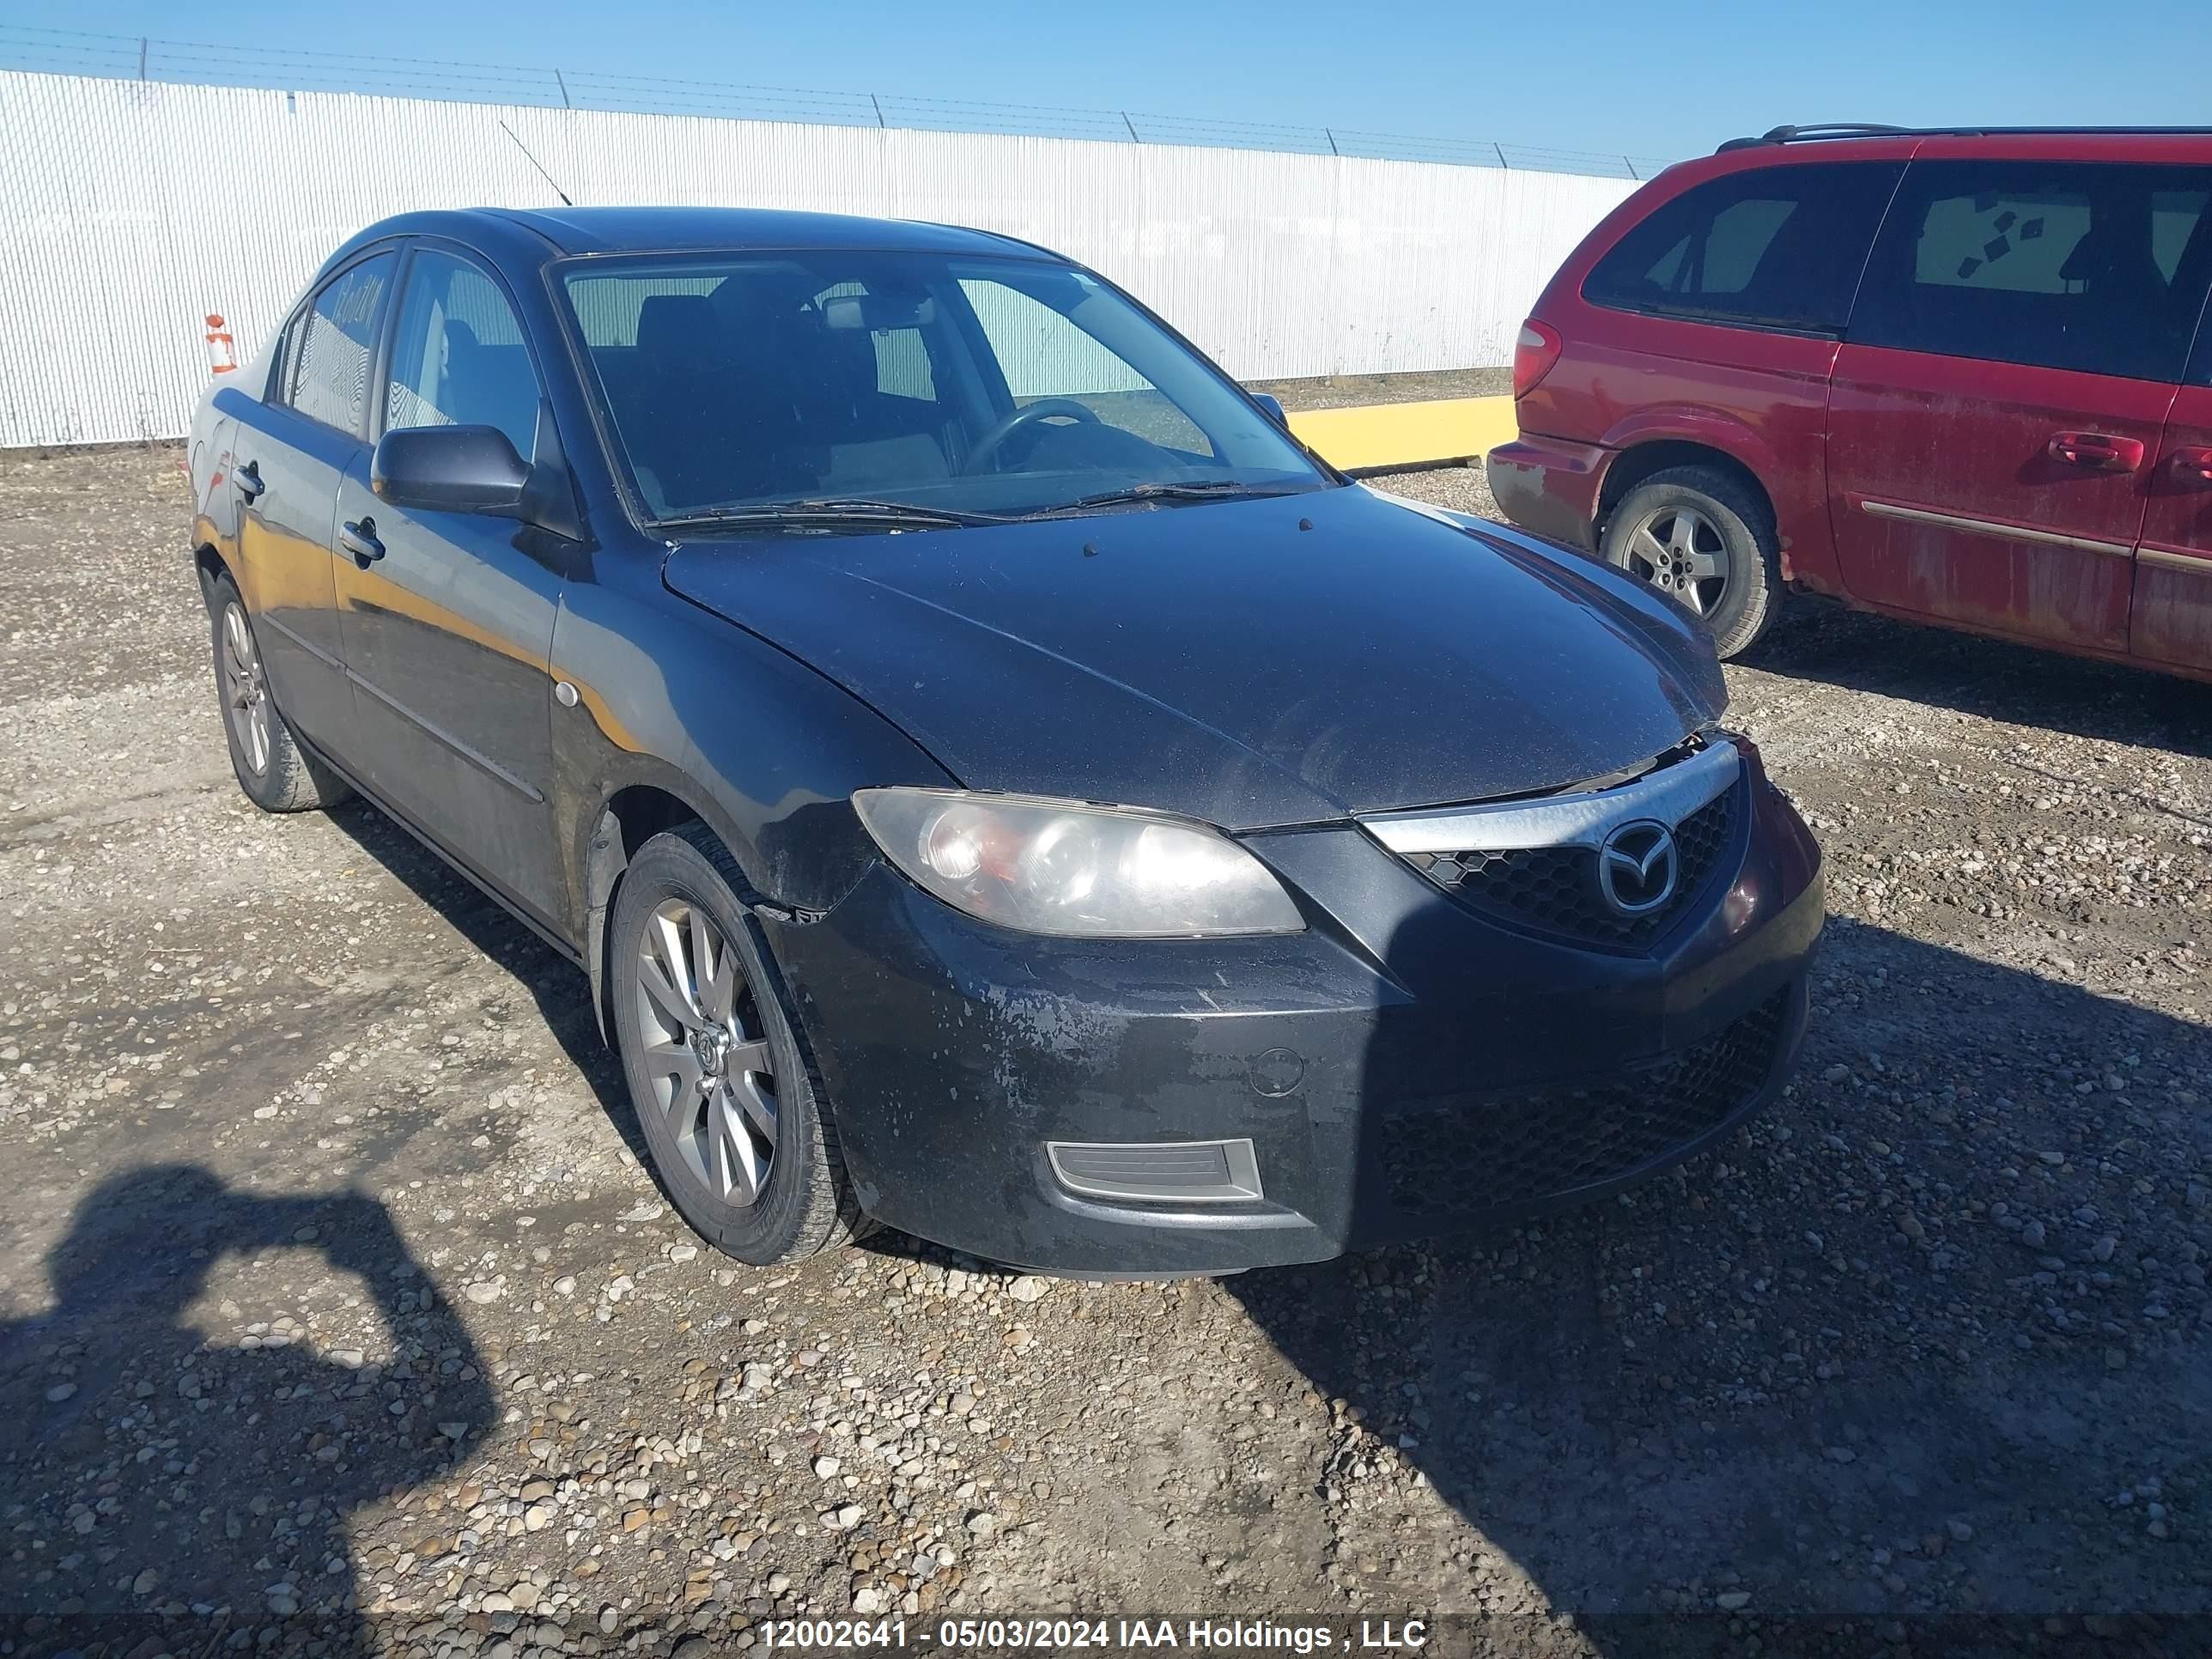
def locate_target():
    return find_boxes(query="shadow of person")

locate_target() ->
[1228,915,2212,1652]
[0,1164,493,1654]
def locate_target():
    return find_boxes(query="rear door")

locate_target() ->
[331,241,570,926]
[228,251,398,750]
[2133,318,2212,669]
[1826,157,2211,652]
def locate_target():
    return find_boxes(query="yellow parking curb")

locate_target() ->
[1284,393,1518,474]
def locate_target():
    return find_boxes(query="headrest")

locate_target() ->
[2057,216,2161,292]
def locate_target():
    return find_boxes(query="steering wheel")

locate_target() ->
[961,398,1102,475]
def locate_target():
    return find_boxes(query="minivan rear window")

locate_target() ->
[1850,160,2212,383]
[1583,161,1902,333]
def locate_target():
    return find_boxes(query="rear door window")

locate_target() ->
[283,253,397,436]
[1583,161,1902,332]
[1850,160,2212,381]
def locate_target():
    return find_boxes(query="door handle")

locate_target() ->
[235,459,265,501]
[2170,445,2212,483]
[339,517,385,567]
[2047,431,2144,473]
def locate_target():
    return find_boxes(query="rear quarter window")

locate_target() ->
[1583,161,1903,333]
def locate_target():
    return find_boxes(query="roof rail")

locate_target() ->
[1716,124,1910,153]
[1717,123,2212,154]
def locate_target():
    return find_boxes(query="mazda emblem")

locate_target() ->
[1596,819,1678,916]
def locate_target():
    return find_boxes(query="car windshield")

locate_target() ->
[559,250,1329,526]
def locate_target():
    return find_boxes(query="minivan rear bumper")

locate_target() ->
[1486,432,1609,552]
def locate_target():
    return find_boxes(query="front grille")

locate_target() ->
[1402,781,1741,951]
[1376,987,1790,1222]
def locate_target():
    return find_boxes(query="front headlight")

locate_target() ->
[852,788,1304,938]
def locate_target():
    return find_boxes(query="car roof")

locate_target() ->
[330,205,1054,266]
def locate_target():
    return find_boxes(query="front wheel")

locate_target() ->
[1599,466,1782,659]
[609,823,868,1264]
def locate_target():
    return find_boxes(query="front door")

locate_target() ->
[332,244,571,927]
[229,252,398,750]
[1827,158,2212,653]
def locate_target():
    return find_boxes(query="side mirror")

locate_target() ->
[1250,392,1288,428]
[372,424,532,516]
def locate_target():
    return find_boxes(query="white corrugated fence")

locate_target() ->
[0,70,1638,448]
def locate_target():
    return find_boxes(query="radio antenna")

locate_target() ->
[498,120,574,208]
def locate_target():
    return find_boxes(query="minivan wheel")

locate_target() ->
[1600,466,1782,659]
[208,574,351,812]
[610,823,868,1265]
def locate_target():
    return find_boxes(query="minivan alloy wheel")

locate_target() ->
[635,898,778,1206]
[1617,504,1731,617]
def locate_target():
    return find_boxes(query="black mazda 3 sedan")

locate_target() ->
[186,207,1823,1274]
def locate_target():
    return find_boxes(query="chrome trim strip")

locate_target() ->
[1047,1138,1264,1205]
[2139,547,2211,576]
[1358,739,1740,856]
[345,670,547,805]
[1860,499,2132,559]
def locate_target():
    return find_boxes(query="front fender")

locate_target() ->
[548,548,957,937]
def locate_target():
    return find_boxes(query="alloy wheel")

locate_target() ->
[1617,504,1732,617]
[221,602,272,775]
[635,899,778,1207]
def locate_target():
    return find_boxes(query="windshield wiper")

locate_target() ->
[1019,479,1290,519]
[657,497,1012,532]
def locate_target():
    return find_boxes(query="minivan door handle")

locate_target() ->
[235,459,266,501]
[2169,445,2212,484]
[338,517,385,567]
[2047,432,2144,473]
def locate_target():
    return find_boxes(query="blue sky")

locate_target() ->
[21,0,2205,165]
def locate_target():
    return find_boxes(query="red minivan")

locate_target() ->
[1486,125,2212,679]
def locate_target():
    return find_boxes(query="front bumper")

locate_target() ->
[1485,430,1611,553]
[772,753,1824,1275]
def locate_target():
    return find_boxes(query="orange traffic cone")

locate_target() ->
[205,313,238,375]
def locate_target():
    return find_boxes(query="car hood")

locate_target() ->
[660,483,1726,831]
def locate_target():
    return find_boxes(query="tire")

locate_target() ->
[1599,466,1783,659]
[208,574,352,812]
[609,823,868,1264]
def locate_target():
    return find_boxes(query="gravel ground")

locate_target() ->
[3,445,2210,1657]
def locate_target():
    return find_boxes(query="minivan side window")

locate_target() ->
[384,249,543,461]
[1850,161,2212,382]
[283,254,398,435]
[1583,161,1903,332]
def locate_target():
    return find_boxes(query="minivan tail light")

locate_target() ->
[1512,319,1563,399]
